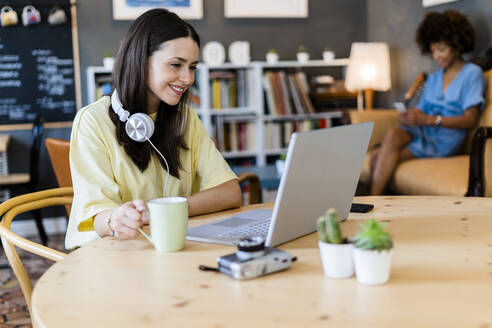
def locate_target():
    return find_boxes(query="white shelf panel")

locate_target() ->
[199,63,255,70]
[263,111,343,121]
[265,149,288,155]
[222,151,257,158]
[258,59,349,68]
[210,108,256,115]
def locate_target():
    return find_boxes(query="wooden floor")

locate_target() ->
[0,234,66,327]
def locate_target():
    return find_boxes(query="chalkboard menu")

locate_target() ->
[0,0,78,124]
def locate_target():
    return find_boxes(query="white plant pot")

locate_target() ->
[296,52,309,63]
[353,248,393,285]
[275,159,285,176]
[266,52,279,64]
[103,57,115,69]
[318,241,354,278]
[323,51,335,62]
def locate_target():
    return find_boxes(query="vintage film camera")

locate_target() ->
[200,236,297,280]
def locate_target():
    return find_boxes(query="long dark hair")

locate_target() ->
[111,8,200,178]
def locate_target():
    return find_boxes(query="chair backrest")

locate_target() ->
[237,172,261,204]
[45,138,72,216]
[463,69,492,153]
[478,69,492,126]
[45,138,72,188]
[0,187,72,316]
[29,115,44,189]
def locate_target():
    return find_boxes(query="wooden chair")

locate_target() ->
[237,172,261,204]
[0,187,72,316]
[45,138,262,205]
[45,138,72,216]
[0,115,48,245]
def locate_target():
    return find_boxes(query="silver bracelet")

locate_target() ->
[105,211,115,237]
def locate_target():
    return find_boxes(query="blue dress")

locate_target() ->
[402,62,486,158]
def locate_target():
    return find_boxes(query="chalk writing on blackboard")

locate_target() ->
[0,0,78,125]
[34,49,74,97]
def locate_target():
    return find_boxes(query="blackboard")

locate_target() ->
[0,0,80,125]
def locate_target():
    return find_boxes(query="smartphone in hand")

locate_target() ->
[394,102,406,113]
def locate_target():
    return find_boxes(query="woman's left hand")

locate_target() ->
[399,108,431,126]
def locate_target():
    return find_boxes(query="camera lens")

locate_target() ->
[237,236,265,252]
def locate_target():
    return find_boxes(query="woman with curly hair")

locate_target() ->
[369,9,486,195]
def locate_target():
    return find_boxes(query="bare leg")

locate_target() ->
[369,147,381,178]
[370,127,413,195]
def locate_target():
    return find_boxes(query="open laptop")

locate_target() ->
[187,122,374,247]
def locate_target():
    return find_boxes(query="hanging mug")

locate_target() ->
[0,6,18,27]
[22,5,41,26]
[48,6,67,26]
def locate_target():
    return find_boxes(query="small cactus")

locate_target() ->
[317,208,344,244]
[353,219,393,251]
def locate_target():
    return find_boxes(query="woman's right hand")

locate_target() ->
[107,200,148,240]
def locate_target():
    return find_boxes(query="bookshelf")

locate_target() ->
[86,59,349,166]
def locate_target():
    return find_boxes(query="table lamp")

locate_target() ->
[345,42,391,110]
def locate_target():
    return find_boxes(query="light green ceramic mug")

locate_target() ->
[138,197,188,252]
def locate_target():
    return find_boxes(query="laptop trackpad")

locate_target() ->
[212,218,257,227]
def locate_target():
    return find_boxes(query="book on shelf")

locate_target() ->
[294,72,315,114]
[263,70,316,116]
[189,85,201,110]
[264,118,331,150]
[217,121,256,153]
[209,69,253,110]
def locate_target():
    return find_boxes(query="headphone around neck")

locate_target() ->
[111,90,170,196]
[111,90,155,142]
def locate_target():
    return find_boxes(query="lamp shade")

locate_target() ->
[345,42,391,92]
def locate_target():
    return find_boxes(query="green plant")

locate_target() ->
[268,48,278,54]
[103,51,113,58]
[316,208,344,244]
[297,45,307,53]
[324,46,332,52]
[279,154,287,161]
[353,219,393,251]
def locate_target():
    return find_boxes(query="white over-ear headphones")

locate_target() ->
[111,90,170,196]
[111,90,155,142]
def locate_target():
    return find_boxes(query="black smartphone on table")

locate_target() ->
[350,203,374,213]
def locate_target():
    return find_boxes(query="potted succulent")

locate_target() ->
[352,219,393,285]
[103,51,115,69]
[322,47,335,62]
[266,49,279,64]
[296,45,309,63]
[317,208,354,278]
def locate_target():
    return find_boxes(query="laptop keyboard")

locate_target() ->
[218,218,271,238]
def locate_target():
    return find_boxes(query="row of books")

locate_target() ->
[215,121,256,152]
[265,119,330,149]
[214,118,331,152]
[263,71,315,116]
[209,70,255,110]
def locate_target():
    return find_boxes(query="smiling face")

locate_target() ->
[430,42,458,69]
[146,37,199,112]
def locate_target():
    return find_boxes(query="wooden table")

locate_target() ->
[31,196,492,327]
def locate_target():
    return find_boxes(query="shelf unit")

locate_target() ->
[86,59,349,166]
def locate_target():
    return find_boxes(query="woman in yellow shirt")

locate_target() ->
[66,9,241,249]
